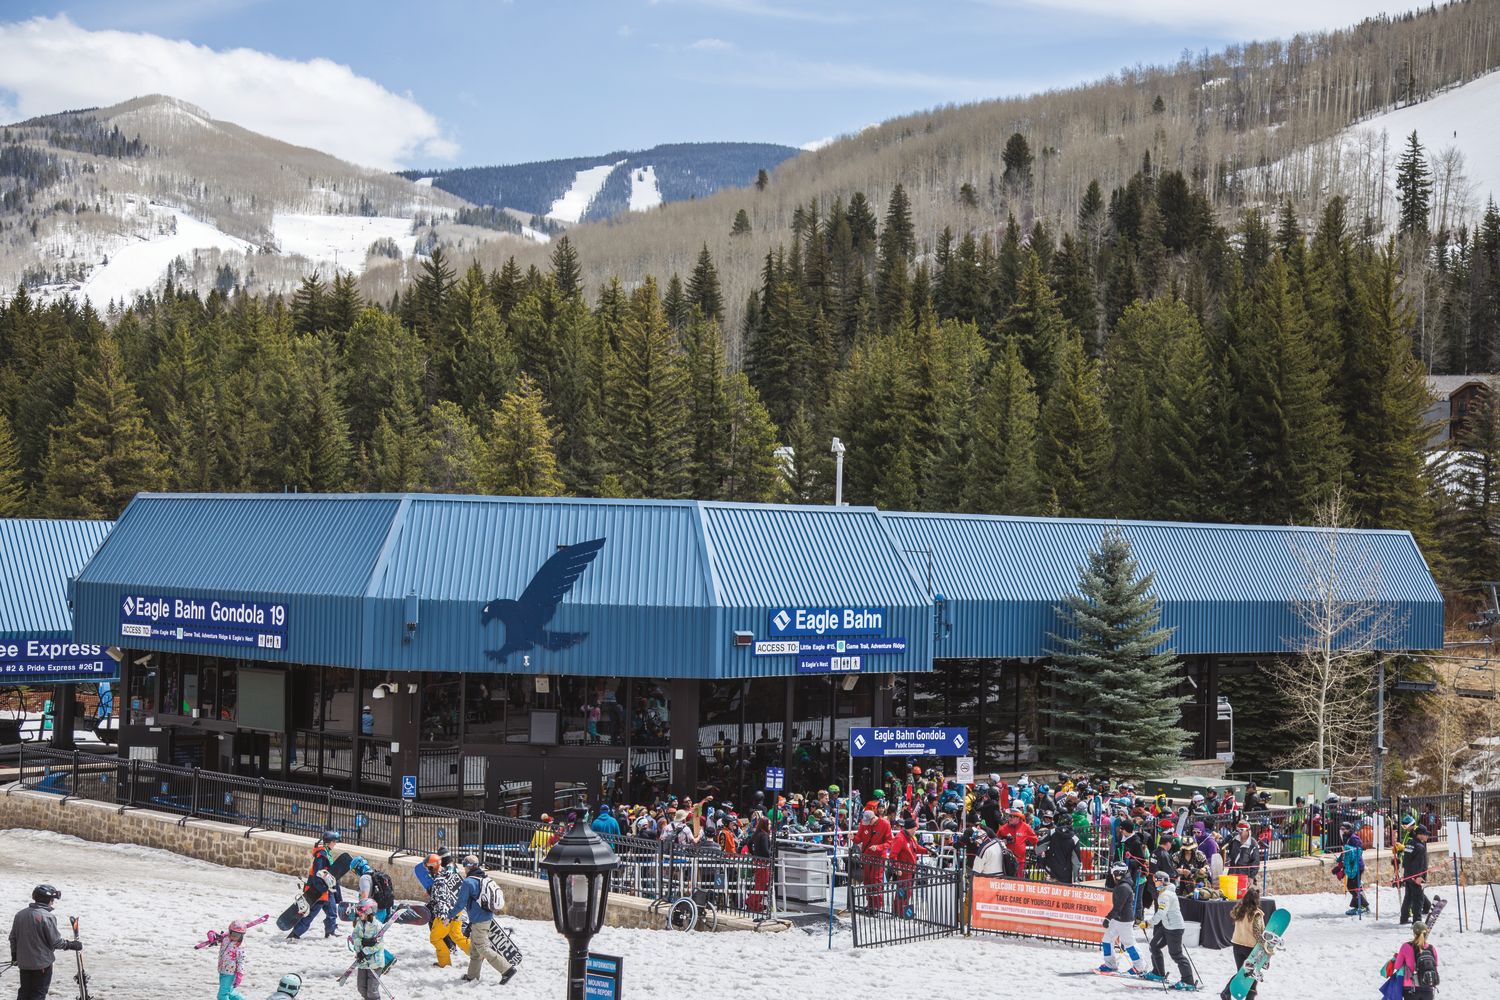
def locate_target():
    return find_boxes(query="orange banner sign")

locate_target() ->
[969,875,1112,943]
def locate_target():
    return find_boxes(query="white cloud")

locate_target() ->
[689,37,733,50]
[1009,1,1428,38]
[0,15,456,170]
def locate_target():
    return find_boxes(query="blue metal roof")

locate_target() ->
[882,513,1445,656]
[0,518,113,639]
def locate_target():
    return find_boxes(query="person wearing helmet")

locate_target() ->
[415,848,469,969]
[350,899,391,1000]
[8,885,81,1000]
[349,858,395,971]
[1400,825,1433,925]
[1143,870,1197,990]
[1099,862,1146,976]
[288,831,343,941]
[215,919,249,1000]
[265,973,302,1000]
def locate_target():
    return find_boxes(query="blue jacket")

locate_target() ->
[1343,835,1365,877]
[449,871,494,925]
[591,813,621,837]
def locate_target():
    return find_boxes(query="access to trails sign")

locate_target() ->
[969,875,1111,944]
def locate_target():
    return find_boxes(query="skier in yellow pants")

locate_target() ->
[417,850,470,967]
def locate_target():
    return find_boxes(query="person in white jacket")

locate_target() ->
[1144,870,1198,990]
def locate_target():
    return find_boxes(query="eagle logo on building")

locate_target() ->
[481,538,606,664]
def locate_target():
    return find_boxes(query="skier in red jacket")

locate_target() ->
[998,807,1038,876]
[855,805,893,911]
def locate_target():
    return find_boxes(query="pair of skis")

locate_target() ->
[193,913,270,949]
[70,916,91,1000]
[336,904,409,997]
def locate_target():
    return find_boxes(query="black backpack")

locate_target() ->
[370,870,396,911]
[1415,944,1439,987]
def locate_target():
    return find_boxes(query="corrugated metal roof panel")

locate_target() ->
[366,495,713,676]
[883,513,1444,656]
[702,503,934,676]
[72,494,402,666]
[0,518,112,638]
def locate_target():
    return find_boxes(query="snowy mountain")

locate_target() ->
[403,142,799,226]
[0,95,529,307]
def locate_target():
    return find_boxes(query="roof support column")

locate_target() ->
[49,684,76,751]
[387,671,421,799]
[668,679,699,800]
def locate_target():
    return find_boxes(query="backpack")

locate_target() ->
[476,876,506,914]
[369,870,395,911]
[1414,945,1439,987]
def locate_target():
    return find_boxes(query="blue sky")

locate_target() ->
[0,1,1423,169]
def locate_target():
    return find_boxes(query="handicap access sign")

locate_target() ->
[849,726,968,757]
[401,775,418,800]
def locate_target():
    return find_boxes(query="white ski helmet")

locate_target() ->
[278,973,302,996]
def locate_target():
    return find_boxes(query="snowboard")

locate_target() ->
[339,900,432,925]
[489,922,524,968]
[194,913,269,948]
[1228,909,1291,1000]
[275,851,351,931]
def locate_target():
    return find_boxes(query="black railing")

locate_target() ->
[849,857,963,948]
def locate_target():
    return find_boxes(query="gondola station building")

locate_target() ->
[6,492,1445,815]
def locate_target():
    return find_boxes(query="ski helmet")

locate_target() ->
[356,899,378,917]
[425,852,442,870]
[277,973,303,996]
[1153,870,1171,885]
[31,884,61,905]
[1109,861,1129,879]
[228,920,248,934]
[350,856,369,874]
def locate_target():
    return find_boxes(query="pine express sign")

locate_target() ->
[0,640,117,684]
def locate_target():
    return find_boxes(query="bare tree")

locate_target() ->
[1270,488,1404,791]
[1427,662,1478,795]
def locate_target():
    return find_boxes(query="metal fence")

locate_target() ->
[849,858,963,948]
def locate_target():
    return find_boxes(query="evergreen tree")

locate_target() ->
[1039,334,1113,517]
[780,405,831,503]
[605,279,691,498]
[291,274,328,335]
[363,382,425,492]
[1001,250,1071,394]
[550,236,583,298]
[480,374,566,497]
[964,337,1040,514]
[1001,132,1034,190]
[1395,130,1433,238]
[292,335,354,492]
[0,412,24,515]
[755,168,769,192]
[731,208,753,236]
[42,336,168,517]
[722,372,784,503]
[1046,529,1191,773]
[423,400,480,493]
[687,244,725,324]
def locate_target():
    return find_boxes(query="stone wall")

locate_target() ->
[0,787,760,931]
[1263,835,1500,897]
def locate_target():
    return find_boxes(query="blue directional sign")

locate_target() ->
[755,636,908,658]
[584,953,623,1000]
[119,594,287,650]
[849,726,969,757]
[768,606,886,637]
[796,653,862,674]
[0,640,118,684]
[401,775,418,800]
[765,766,785,791]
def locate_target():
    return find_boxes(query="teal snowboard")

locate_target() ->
[1228,909,1291,1000]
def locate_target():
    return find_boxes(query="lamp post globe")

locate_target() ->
[541,822,620,1000]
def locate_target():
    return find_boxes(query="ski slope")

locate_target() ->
[75,204,252,308]
[272,214,419,271]
[1351,68,1500,212]
[2,828,1496,999]
[630,165,662,211]
[547,160,625,223]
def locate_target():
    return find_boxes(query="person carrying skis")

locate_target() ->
[419,849,470,969]
[1099,862,1147,977]
[289,830,342,940]
[1338,822,1369,915]
[1143,870,1198,991]
[350,858,395,970]
[8,885,82,1000]
[215,920,249,1000]
[264,973,302,1000]
[1217,887,1265,1000]
[449,855,517,984]
[349,900,390,1000]
[1399,826,1432,925]
[1384,919,1439,1000]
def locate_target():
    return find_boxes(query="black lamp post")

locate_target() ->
[541,823,620,1000]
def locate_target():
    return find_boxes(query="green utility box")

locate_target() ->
[1144,777,1243,802]
[1271,768,1331,806]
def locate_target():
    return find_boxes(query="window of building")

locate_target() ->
[421,674,461,744]
[463,675,506,743]
[128,658,158,716]
[322,668,358,733]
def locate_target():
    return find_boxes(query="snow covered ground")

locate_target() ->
[2,828,1497,998]
[1351,69,1500,212]
[547,160,625,223]
[62,203,253,308]
[272,214,420,272]
[629,165,662,212]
